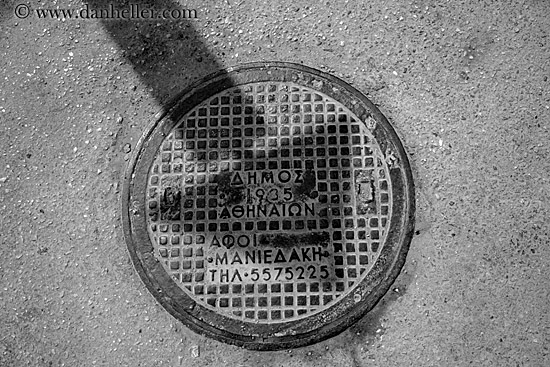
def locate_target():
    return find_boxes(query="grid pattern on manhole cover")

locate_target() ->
[145,82,391,323]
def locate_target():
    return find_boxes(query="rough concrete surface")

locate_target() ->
[1,0,549,366]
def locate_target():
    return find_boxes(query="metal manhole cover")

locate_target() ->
[122,62,414,350]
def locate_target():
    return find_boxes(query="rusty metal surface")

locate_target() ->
[122,62,415,350]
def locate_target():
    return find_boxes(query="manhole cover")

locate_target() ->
[122,62,414,350]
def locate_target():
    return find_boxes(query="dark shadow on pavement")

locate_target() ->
[85,0,225,106]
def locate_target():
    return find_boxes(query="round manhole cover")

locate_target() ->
[122,62,414,350]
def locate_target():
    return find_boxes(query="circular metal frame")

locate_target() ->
[122,62,415,350]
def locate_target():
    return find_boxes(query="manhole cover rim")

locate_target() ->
[122,61,415,350]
